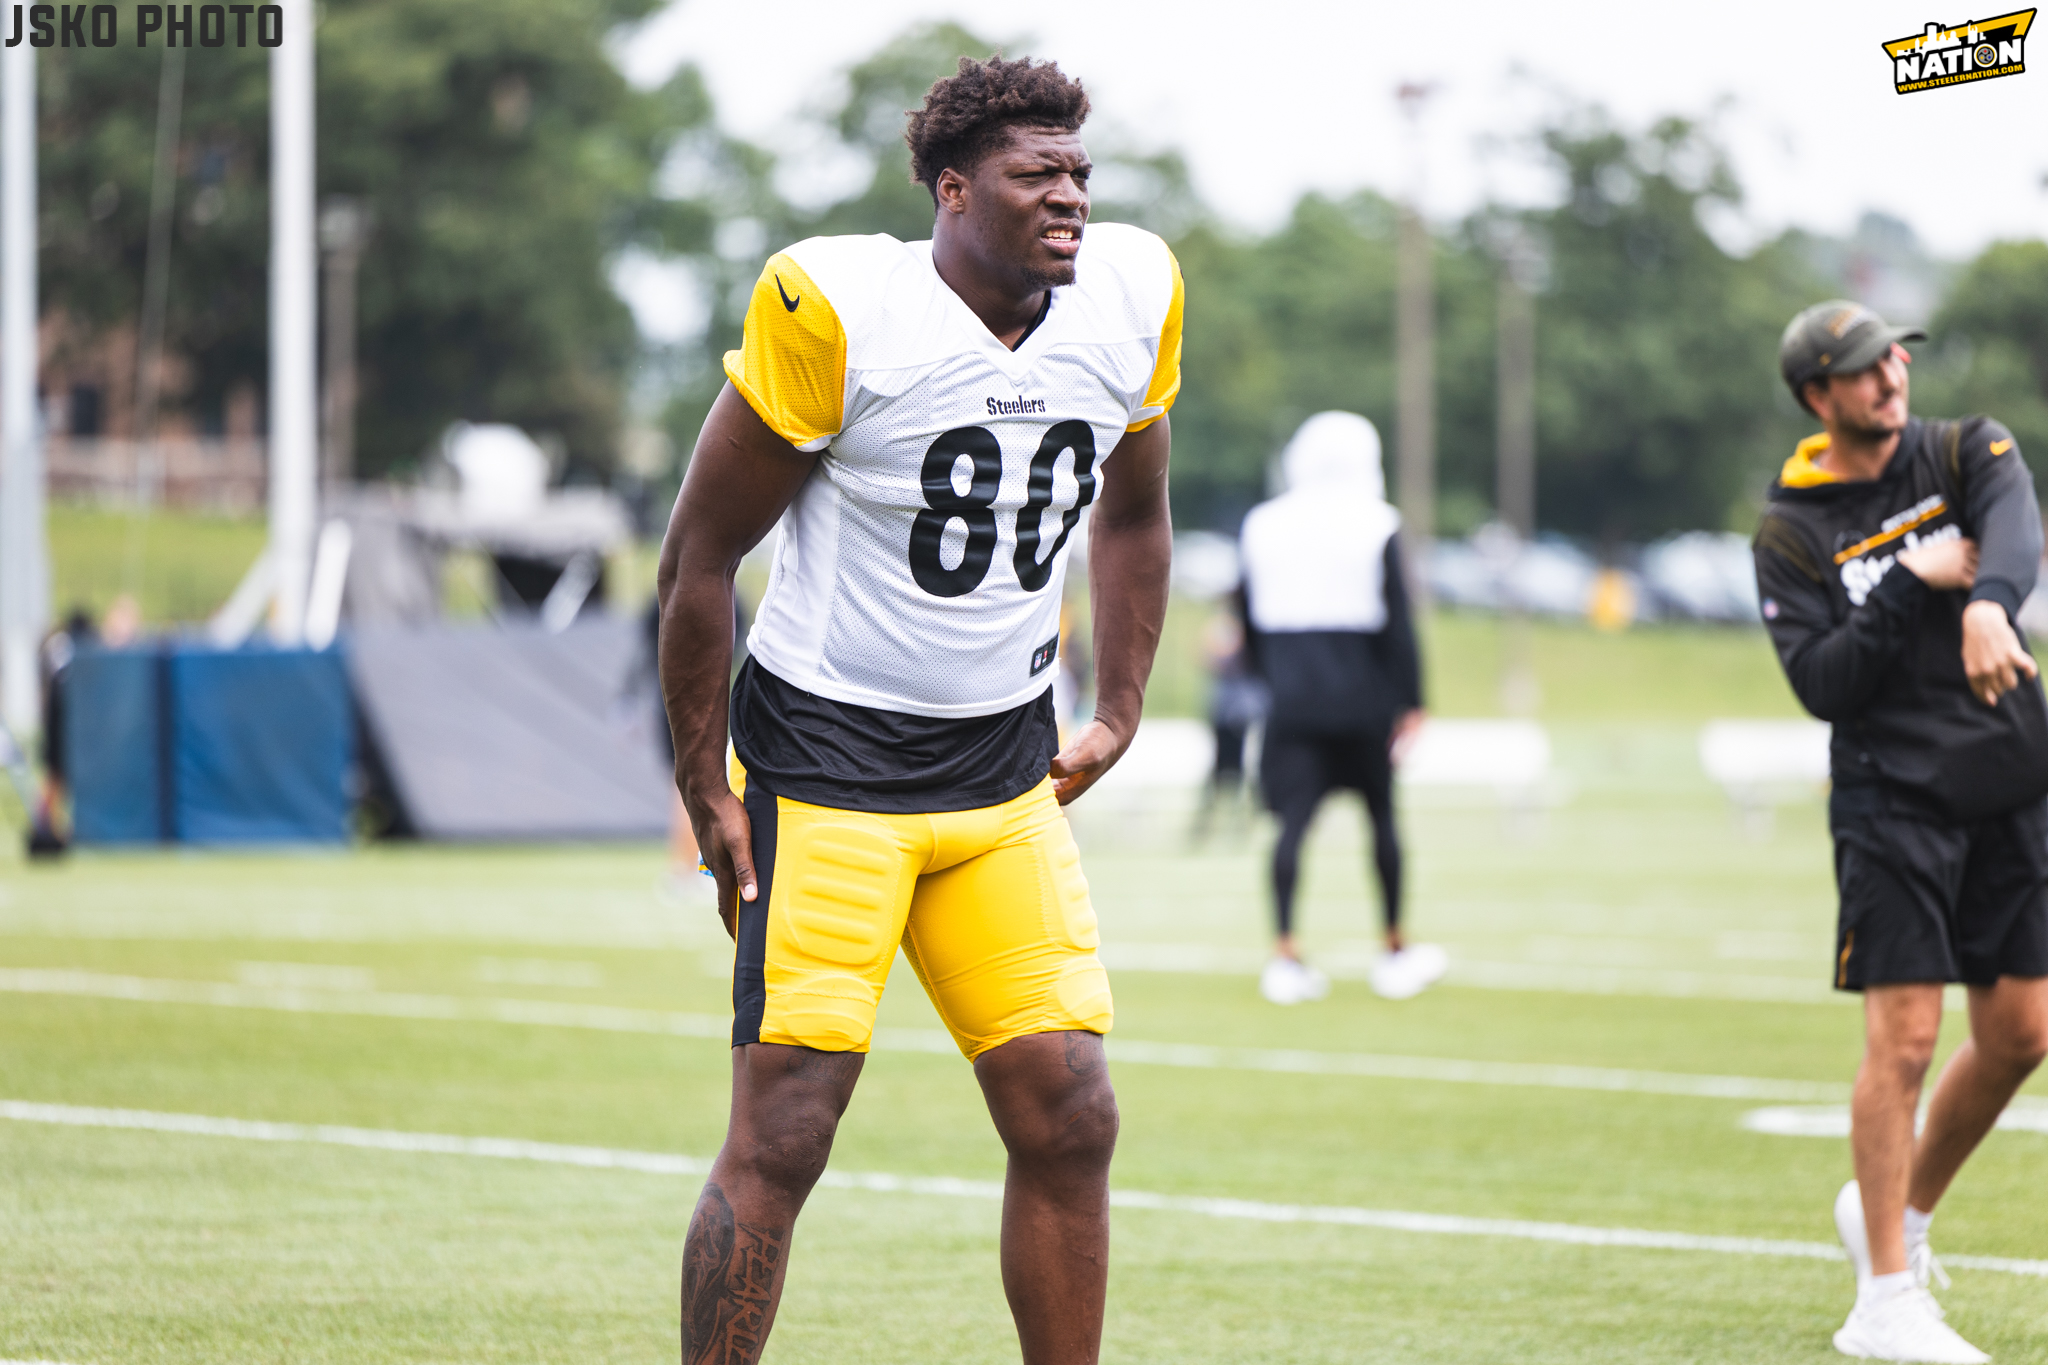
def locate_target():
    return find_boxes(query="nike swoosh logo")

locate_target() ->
[1991,438,2013,456]
[774,275,800,312]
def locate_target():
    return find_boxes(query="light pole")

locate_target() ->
[126,44,185,594]
[1,41,46,737]
[1393,81,1436,610]
[268,0,317,644]
[320,197,367,491]
[1494,229,1541,715]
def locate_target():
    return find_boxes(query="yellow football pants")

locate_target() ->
[729,772,1113,1061]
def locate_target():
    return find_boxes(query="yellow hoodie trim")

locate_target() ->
[1779,433,1838,488]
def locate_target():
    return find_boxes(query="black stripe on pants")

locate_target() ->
[730,780,779,1046]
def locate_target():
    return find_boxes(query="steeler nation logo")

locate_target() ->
[1884,9,2034,92]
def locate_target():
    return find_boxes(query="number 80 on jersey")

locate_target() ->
[909,420,1098,598]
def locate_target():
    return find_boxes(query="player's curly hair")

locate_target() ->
[905,55,1090,204]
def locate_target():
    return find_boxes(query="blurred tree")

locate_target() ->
[643,26,2038,544]
[39,0,719,478]
[1167,193,1499,533]
[658,23,1004,474]
[1094,110,1834,539]
[1517,115,1822,542]
[1917,240,2048,462]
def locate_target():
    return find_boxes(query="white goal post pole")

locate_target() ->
[1,43,47,736]
[268,0,317,645]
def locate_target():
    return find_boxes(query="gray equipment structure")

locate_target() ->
[349,616,669,841]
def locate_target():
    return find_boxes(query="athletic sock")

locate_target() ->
[1862,1269,1914,1305]
[1904,1206,1934,1241]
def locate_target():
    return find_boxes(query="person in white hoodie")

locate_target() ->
[1238,412,1445,1004]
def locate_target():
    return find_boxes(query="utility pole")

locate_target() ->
[268,0,317,644]
[2,42,47,738]
[126,44,185,595]
[1394,82,1436,609]
[1495,235,1539,715]
[319,197,367,491]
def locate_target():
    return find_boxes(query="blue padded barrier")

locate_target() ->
[169,647,352,844]
[63,648,168,844]
[65,643,352,845]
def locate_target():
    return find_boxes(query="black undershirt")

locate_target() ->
[1010,289,1053,350]
[729,658,1058,813]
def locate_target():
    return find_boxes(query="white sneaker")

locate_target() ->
[1833,1286,1988,1363]
[1836,1180,1874,1296]
[1368,943,1448,1000]
[1259,956,1329,1005]
[1908,1222,1953,1293]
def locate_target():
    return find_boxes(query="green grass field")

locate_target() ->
[4,764,2045,1363]
[24,504,2043,1361]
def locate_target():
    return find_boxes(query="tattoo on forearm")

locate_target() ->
[680,1183,789,1365]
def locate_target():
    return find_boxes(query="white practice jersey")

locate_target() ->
[724,223,1183,718]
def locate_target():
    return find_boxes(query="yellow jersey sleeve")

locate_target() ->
[722,252,847,452]
[1127,247,1184,432]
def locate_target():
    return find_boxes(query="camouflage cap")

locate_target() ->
[1779,300,1927,410]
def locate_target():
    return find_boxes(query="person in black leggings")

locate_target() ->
[1264,726,1402,954]
[1238,411,1441,1003]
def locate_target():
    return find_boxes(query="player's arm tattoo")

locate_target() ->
[681,1182,789,1365]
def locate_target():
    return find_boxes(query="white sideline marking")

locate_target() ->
[1100,943,1847,1005]
[236,961,377,991]
[1101,1038,1846,1102]
[0,906,1850,1005]
[0,968,735,1040]
[0,970,1847,1102]
[6,1100,2045,1278]
[477,957,605,988]
[1742,1103,2048,1140]
[1441,959,1839,1004]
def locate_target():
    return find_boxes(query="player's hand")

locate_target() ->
[1049,719,1129,806]
[1960,598,2039,707]
[683,782,756,939]
[1897,537,1978,591]
[1389,709,1427,766]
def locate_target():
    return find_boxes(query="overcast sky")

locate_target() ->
[616,0,2046,266]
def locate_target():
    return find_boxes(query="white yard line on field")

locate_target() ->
[5,1100,2044,1278]
[1439,959,1839,1004]
[1101,943,1842,1004]
[1742,1103,2048,1140]
[0,969,1847,1102]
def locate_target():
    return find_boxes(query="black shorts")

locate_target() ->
[1259,727,1392,815]
[1830,784,2048,990]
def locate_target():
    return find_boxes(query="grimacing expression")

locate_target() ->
[1809,345,1911,440]
[950,126,1091,291]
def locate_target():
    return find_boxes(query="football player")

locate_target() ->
[656,55,1179,1365]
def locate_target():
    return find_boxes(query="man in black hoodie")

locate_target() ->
[1754,301,2048,1364]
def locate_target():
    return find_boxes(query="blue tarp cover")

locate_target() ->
[63,649,163,843]
[66,644,352,845]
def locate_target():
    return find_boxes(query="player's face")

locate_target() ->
[1813,345,1910,439]
[963,126,1092,290]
